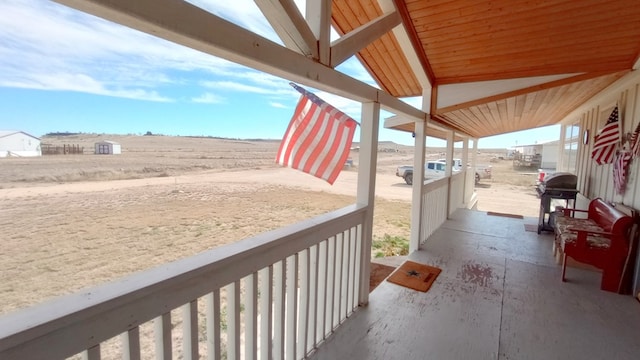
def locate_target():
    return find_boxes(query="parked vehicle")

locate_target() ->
[475,165,492,183]
[396,160,458,185]
[437,158,492,183]
[436,158,463,170]
[396,159,491,185]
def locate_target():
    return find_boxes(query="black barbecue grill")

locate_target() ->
[536,172,578,234]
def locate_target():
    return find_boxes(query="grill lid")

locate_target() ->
[542,172,577,189]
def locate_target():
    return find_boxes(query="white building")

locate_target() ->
[0,131,41,157]
[94,141,121,155]
[515,140,559,169]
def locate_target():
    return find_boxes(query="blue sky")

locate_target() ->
[0,0,559,148]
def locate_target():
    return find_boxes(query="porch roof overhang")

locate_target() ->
[333,0,640,139]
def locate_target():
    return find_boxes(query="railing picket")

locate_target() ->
[307,244,318,353]
[182,300,198,360]
[333,233,343,328]
[121,327,141,360]
[226,282,241,360]
[154,313,172,360]
[206,290,221,360]
[297,249,310,359]
[82,344,100,360]
[259,266,273,360]
[315,240,327,343]
[273,260,286,359]
[348,226,357,313]
[245,272,258,360]
[340,230,350,321]
[285,255,298,359]
[325,236,336,336]
[354,224,363,307]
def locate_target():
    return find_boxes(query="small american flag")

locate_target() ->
[613,150,632,195]
[276,83,358,184]
[630,121,640,159]
[591,106,620,165]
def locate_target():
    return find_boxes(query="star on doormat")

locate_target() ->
[387,260,442,292]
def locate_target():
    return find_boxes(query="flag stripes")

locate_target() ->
[591,106,620,165]
[276,83,357,184]
[630,121,640,159]
[613,150,632,195]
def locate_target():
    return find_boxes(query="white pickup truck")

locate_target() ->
[396,160,454,185]
[396,159,492,185]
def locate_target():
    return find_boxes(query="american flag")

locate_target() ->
[613,150,632,195]
[276,83,358,184]
[630,121,640,158]
[591,106,620,165]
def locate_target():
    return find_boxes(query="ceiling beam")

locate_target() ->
[52,0,426,122]
[305,0,331,65]
[330,10,401,67]
[392,0,435,86]
[377,0,431,89]
[254,0,318,59]
[437,71,625,114]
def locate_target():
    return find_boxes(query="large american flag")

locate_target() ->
[276,83,358,184]
[591,105,620,165]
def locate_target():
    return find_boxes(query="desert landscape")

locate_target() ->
[0,133,543,316]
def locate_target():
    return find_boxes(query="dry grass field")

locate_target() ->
[0,134,542,316]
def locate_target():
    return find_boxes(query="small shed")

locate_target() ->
[95,141,121,155]
[0,131,41,157]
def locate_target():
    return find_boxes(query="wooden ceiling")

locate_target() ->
[332,0,640,139]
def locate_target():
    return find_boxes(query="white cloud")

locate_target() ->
[192,93,226,104]
[0,0,247,100]
[0,0,375,106]
[201,81,275,94]
[269,102,287,109]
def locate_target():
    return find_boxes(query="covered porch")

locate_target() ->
[312,209,640,359]
[2,0,640,359]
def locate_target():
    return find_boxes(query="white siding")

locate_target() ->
[0,131,41,157]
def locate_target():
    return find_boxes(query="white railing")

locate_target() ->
[449,172,466,216]
[420,177,449,244]
[0,204,369,360]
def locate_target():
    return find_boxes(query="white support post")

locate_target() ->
[409,120,426,253]
[445,130,454,177]
[357,101,380,305]
[558,124,567,171]
[471,139,479,175]
[445,130,454,217]
[461,137,470,205]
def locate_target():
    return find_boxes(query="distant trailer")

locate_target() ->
[95,141,121,155]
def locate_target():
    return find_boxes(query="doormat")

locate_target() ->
[370,263,396,292]
[487,211,524,219]
[387,260,442,292]
[524,224,538,232]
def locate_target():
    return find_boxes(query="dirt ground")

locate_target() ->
[0,134,542,315]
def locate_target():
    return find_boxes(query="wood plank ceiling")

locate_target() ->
[331,0,640,139]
